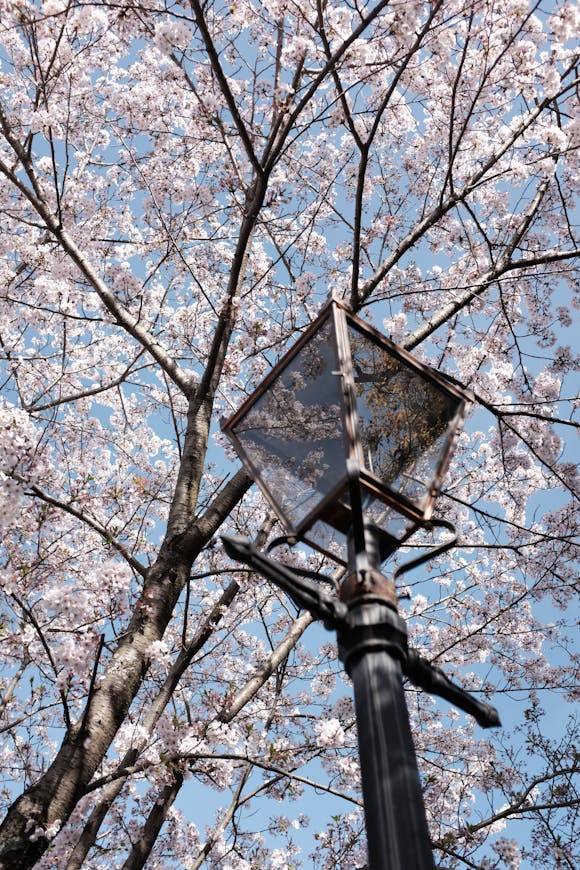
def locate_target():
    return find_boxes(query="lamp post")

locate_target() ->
[221,299,500,869]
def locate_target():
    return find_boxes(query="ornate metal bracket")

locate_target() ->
[221,534,348,628]
[221,534,501,729]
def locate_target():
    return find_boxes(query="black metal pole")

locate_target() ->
[222,530,500,867]
[338,520,435,870]
[338,597,435,870]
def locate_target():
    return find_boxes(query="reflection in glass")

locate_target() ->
[305,493,414,564]
[349,325,459,509]
[232,319,346,529]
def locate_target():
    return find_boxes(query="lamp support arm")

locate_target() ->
[222,534,500,728]
[220,534,348,628]
[404,649,501,728]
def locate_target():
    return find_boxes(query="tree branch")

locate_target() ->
[26,484,147,577]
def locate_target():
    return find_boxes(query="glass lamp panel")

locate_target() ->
[304,517,349,563]
[363,497,415,541]
[348,324,462,511]
[302,486,417,565]
[229,316,347,531]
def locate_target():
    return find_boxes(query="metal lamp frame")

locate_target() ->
[222,299,470,565]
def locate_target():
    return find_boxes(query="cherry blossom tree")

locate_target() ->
[0,0,578,867]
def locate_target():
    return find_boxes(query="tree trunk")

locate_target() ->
[0,470,250,870]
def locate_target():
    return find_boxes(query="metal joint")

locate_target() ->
[338,597,408,674]
[340,567,398,608]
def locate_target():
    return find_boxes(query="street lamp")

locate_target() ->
[221,298,500,869]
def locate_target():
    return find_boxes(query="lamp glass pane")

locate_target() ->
[305,517,348,563]
[231,317,346,529]
[305,492,415,564]
[348,324,461,509]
